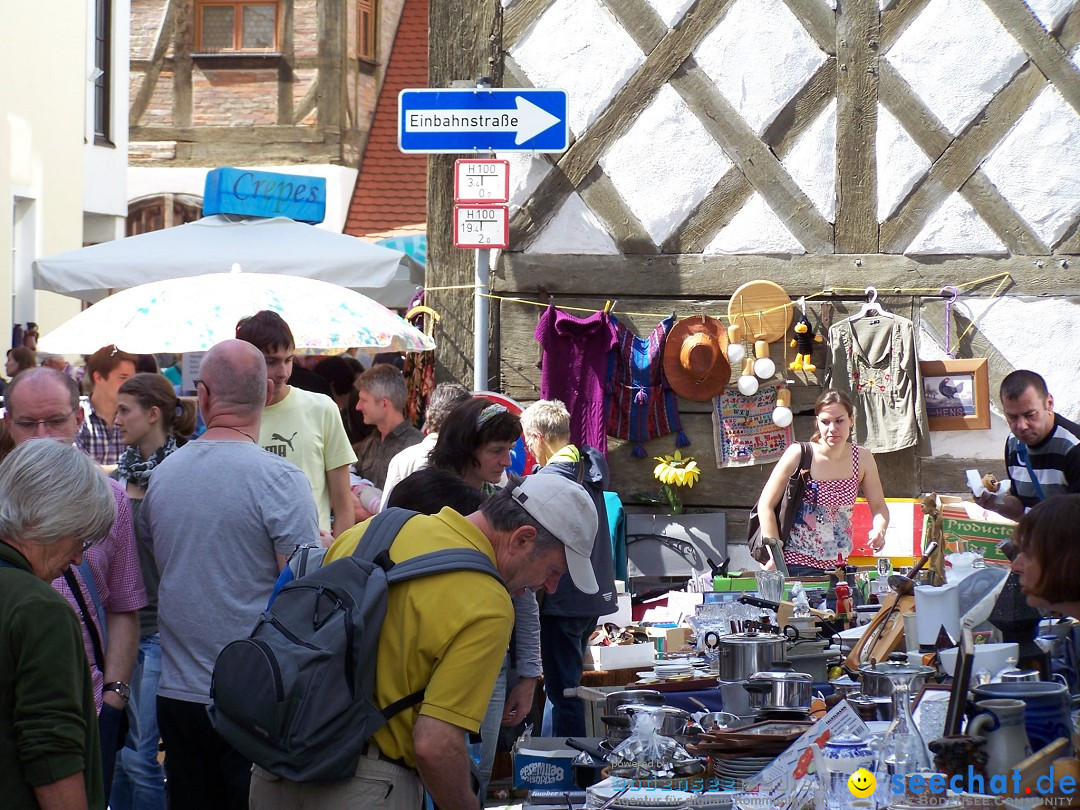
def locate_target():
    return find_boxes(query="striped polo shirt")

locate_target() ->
[1005,414,1080,509]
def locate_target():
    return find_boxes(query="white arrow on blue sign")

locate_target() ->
[398,88,569,154]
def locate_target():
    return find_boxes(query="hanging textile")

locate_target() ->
[606,314,689,458]
[535,305,617,457]
[824,314,929,453]
[712,384,793,468]
[403,350,435,428]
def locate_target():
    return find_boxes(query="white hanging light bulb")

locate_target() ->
[737,357,759,396]
[773,388,793,427]
[754,339,776,379]
[726,324,746,366]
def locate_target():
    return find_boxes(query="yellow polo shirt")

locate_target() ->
[324,507,513,766]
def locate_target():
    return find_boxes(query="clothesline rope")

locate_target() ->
[426,272,1014,324]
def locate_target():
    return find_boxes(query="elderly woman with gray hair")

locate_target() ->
[0,440,117,810]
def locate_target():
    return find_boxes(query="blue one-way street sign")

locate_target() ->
[398,88,569,154]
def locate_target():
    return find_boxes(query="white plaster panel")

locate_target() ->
[526,192,620,254]
[877,105,932,221]
[704,193,805,254]
[959,297,1080,422]
[693,0,826,134]
[906,193,1007,254]
[916,323,1012,458]
[1026,0,1075,30]
[981,85,1080,247]
[885,0,1027,135]
[501,153,553,214]
[645,0,695,27]
[782,100,836,221]
[509,0,643,137]
[599,84,733,245]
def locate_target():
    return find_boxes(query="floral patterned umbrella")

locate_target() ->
[37,269,436,354]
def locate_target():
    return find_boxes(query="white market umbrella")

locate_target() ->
[36,270,436,355]
[32,215,424,307]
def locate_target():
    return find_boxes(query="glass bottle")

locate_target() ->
[873,673,930,805]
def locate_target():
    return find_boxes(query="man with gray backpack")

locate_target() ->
[218,472,598,810]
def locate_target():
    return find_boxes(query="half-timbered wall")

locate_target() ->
[427,0,1080,541]
[129,0,405,167]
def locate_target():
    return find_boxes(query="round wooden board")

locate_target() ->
[727,280,793,343]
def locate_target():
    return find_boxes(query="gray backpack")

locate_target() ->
[208,507,503,782]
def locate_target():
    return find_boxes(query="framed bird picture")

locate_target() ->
[920,358,990,431]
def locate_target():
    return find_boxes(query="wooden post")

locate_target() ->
[427,0,503,386]
[835,0,879,253]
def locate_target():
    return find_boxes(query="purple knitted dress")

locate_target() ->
[535,305,617,457]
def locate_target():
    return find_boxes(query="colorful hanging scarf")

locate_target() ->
[115,435,179,488]
[606,315,689,458]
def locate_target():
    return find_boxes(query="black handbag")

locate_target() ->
[747,442,813,565]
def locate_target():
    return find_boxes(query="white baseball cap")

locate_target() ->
[509,474,599,594]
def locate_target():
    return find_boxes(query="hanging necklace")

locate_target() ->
[207,424,258,443]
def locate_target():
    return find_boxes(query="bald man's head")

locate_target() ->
[198,340,269,417]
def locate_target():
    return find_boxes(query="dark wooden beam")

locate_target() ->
[496,251,1079,297]
[983,0,1080,118]
[173,0,193,129]
[834,0,879,253]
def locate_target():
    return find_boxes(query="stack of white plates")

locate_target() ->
[653,662,695,678]
[711,755,773,783]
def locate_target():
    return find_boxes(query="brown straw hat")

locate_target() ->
[663,315,731,401]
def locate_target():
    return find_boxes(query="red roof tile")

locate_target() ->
[345,0,429,239]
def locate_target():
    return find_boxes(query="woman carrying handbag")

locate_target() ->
[756,389,890,575]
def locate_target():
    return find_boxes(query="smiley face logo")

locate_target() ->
[847,768,876,798]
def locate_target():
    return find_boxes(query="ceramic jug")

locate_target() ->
[967,699,1032,777]
[973,681,1073,754]
[810,733,876,810]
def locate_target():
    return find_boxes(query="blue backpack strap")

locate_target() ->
[0,559,18,569]
[78,558,108,647]
[1017,443,1046,502]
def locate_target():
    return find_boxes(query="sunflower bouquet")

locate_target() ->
[640,450,701,515]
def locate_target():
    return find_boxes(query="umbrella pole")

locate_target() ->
[473,247,490,391]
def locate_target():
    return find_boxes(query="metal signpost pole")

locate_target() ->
[397,81,567,391]
[474,227,490,391]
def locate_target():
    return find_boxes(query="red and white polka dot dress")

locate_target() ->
[784,445,860,571]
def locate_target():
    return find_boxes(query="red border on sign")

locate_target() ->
[453,204,510,249]
[453,159,511,203]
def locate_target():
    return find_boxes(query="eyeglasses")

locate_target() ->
[10,410,77,430]
[80,538,98,554]
[194,378,209,396]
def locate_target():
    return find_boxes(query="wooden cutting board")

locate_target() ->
[843,592,913,669]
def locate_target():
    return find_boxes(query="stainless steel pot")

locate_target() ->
[601,689,665,744]
[858,661,935,699]
[616,704,693,742]
[604,689,664,717]
[744,661,813,711]
[716,679,754,719]
[716,631,787,682]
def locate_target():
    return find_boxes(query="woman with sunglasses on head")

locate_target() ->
[109,373,197,810]
[757,388,889,575]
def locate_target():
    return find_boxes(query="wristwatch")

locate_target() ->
[103,681,131,702]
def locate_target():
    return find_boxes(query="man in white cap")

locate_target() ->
[249,473,598,810]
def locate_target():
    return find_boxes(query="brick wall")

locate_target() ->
[129,0,408,168]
